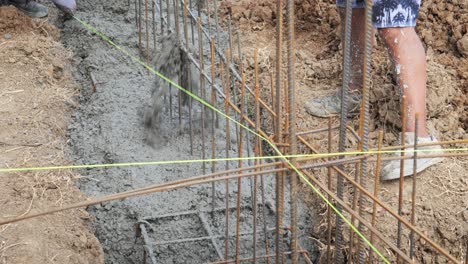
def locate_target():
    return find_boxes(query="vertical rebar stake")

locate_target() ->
[197,17,206,177]
[357,0,374,262]
[210,38,217,214]
[237,32,252,165]
[396,95,407,264]
[145,0,149,73]
[183,0,194,155]
[227,15,239,145]
[190,0,195,45]
[166,0,171,31]
[235,73,246,264]
[286,0,298,263]
[409,113,419,259]
[152,0,156,55]
[253,49,260,264]
[138,0,143,57]
[335,0,353,261]
[275,1,284,262]
[222,56,231,261]
[326,116,333,264]
[159,0,163,33]
[368,130,383,263]
[174,0,183,129]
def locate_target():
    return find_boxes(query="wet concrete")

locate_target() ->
[61,0,317,263]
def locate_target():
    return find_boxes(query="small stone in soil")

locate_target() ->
[4,34,12,39]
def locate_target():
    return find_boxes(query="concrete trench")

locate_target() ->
[61,0,317,263]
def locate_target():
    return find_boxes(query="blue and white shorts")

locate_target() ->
[336,0,421,28]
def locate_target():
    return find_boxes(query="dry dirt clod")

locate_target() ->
[456,34,468,57]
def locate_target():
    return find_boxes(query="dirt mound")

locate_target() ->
[0,7,103,264]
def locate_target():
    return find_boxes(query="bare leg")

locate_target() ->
[379,27,429,137]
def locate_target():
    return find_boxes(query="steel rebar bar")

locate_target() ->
[368,130,383,263]
[297,136,461,263]
[286,0,299,262]
[326,117,333,264]
[197,17,206,177]
[335,0,354,260]
[397,95,407,264]
[223,55,231,260]
[234,73,246,264]
[409,114,419,259]
[253,49,260,264]
[210,37,217,214]
[275,0,285,252]
[357,0,374,261]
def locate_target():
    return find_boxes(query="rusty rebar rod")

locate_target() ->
[197,17,206,177]
[275,0,285,258]
[159,0,163,33]
[397,95,407,264]
[145,0,149,74]
[189,0,195,45]
[357,0,374,262]
[138,0,142,56]
[174,0,183,129]
[135,0,138,30]
[326,117,333,264]
[368,130,383,263]
[335,0,354,260]
[222,53,232,260]
[286,0,299,262]
[297,136,461,263]
[210,37,217,214]
[182,0,194,155]
[236,32,254,219]
[165,0,171,31]
[270,72,276,134]
[253,49,260,263]
[227,15,239,145]
[409,114,419,259]
[0,167,287,226]
[234,73,246,264]
[151,0,156,56]
[258,130,271,264]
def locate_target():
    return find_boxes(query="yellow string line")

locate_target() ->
[72,15,391,262]
[50,15,464,263]
[0,148,466,173]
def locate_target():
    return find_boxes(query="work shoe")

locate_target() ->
[51,0,76,14]
[304,91,361,118]
[380,133,444,181]
[7,0,48,18]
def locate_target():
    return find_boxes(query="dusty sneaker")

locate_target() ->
[304,91,361,118]
[9,0,48,18]
[381,133,444,181]
[51,0,76,14]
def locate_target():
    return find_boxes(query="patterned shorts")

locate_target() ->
[336,0,422,28]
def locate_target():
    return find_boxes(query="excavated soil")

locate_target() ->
[219,0,467,263]
[0,7,103,264]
